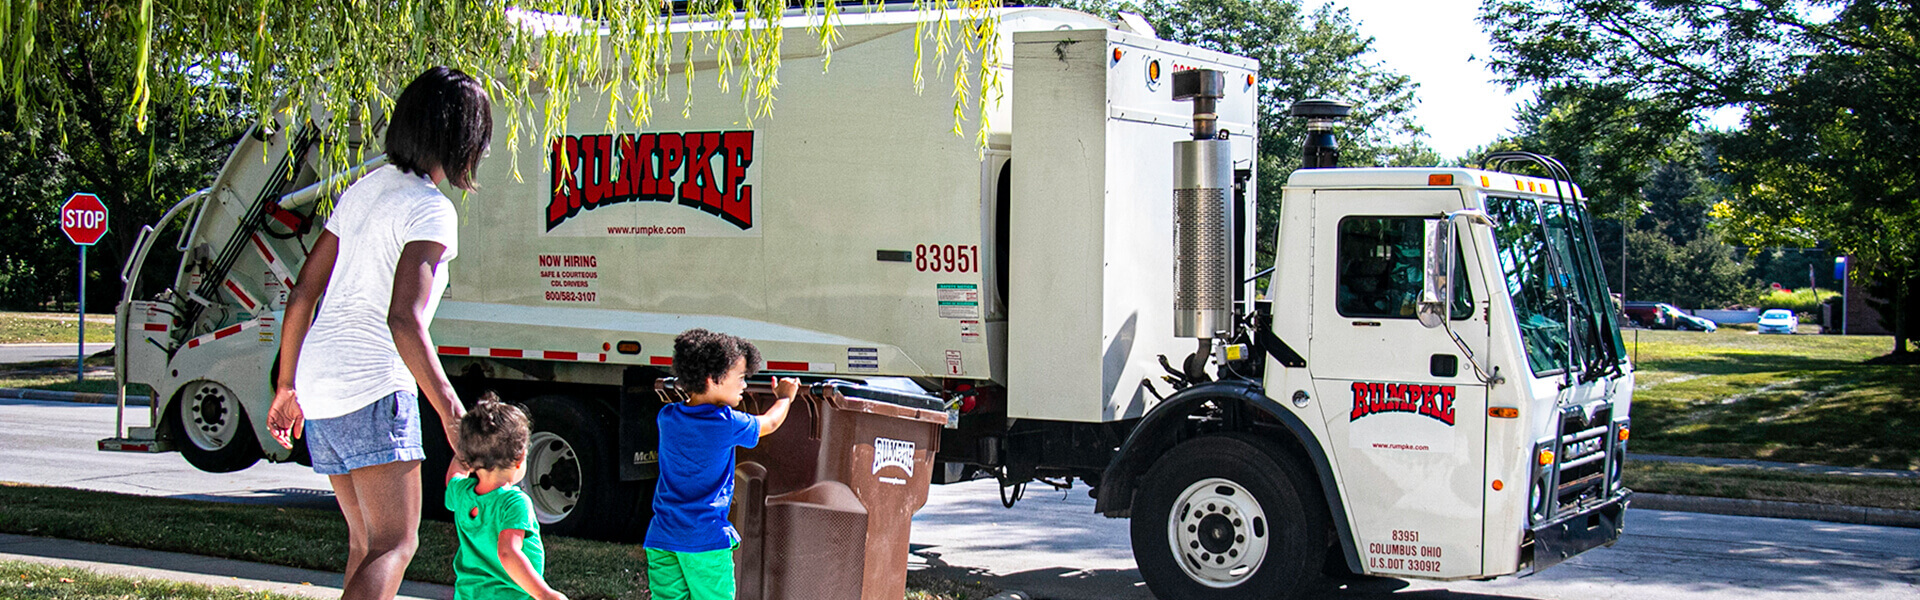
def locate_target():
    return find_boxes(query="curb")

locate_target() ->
[0,387,151,406]
[0,533,449,600]
[1633,493,1920,529]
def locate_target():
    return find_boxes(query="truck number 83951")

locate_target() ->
[916,244,979,273]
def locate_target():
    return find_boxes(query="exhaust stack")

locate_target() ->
[1171,69,1232,339]
[1290,99,1352,169]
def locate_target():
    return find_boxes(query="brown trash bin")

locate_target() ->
[656,378,948,600]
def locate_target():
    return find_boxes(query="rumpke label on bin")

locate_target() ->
[872,437,916,484]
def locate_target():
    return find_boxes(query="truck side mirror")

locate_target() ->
[1418,218,1454,328]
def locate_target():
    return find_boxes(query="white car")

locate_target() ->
[1757,309,1799,334]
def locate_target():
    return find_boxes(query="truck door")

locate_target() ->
[1307,188,1490,579]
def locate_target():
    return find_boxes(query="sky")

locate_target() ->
[1318,0,1523,160]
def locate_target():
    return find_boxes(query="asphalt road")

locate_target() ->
[5,399,1917,599]
[0,343,113,366]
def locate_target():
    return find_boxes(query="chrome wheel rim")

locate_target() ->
[521,431,581,524]
[1167,477,1270,588]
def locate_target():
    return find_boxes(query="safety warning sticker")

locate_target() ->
[960,320,982,343]
[937,283,979,319]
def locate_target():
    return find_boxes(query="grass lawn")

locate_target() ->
[0,483,999,600]
[0,355,133,395]
[1625,329,1919,470]
[1625,461,1920,511]
[0,560,295,600]
[0,312,116,345]
[0,372,131,395]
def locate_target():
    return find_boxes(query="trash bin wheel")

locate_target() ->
[169,380,263,473]
[1131,434,1325,600]
[518,395,648,541]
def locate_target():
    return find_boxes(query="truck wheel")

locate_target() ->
[1131,435,1325,600]
[169,381,263,473]
[519,396,648,541]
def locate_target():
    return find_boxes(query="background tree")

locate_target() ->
[1036,0,1437,275]
[1483,0,1920,355]
[1624,150,1756,309]
[1471,85,1752,308]
[0,8,245,312]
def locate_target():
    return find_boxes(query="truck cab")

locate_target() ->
[1091,154,1632,598]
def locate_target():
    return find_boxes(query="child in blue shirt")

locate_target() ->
[646,329,798,600]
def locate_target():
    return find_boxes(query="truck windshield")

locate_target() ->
[1485,196,1627,379]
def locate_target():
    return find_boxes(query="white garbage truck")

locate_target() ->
[102,6,1634,599]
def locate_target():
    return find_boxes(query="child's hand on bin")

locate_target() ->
[759,377,801,437]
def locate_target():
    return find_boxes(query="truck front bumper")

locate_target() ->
[1527,490,1629,573]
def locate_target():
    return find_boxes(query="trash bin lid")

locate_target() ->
[813,380,946,412]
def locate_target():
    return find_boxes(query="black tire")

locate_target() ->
[169,381,263,473]
[518,395,651,542]
[1131,435,1326,600]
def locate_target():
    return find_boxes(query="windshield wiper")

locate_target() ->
[1482,151,1629,386]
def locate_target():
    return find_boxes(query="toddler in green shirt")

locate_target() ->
[446,393,566,600]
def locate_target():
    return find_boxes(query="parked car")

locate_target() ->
[1623,301,1718,331]
[1622,301,1664,328]
[1757,308,1799,334]
[1671,308,1719,332]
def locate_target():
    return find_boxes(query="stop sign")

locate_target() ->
[60,193,109,246]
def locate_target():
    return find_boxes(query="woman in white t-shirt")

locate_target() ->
[266,66,489,600]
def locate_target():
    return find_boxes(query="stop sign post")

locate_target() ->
[60,193,108,383]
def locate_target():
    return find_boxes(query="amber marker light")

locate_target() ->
[1428,174,1454,186]
[1619,427,1631,442]
[1148,59,1161,81]
[1113,48,1123,63]
[1538,448,1556,465]
[1488,407,1519,419]
[1479,176,1491,187]
[1245,74,1256,87]
[1492,480,1504,491]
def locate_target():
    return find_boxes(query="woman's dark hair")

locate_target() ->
[672,328,762,394]
[387,66,492,191]
[457,392,529,471]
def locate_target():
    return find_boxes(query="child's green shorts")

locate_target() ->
[645,545,736,600]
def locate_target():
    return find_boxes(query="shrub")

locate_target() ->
[1754,288,1838,315]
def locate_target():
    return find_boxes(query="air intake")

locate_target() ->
[1290,99,1351,169]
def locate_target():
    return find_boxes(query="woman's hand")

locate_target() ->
[267,388,304,449]
[442,419,463,460]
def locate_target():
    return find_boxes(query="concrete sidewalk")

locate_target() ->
[0,533,452,600]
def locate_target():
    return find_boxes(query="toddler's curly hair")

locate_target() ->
[672,328,762,394]
[457,391,529,471]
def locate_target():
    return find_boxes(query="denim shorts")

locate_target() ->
[306,390,425,475]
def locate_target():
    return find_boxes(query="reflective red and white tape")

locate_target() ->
[183,317,268,349]
[437,346,609,363]
[647,355,835,372]
[249,233,297,291]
